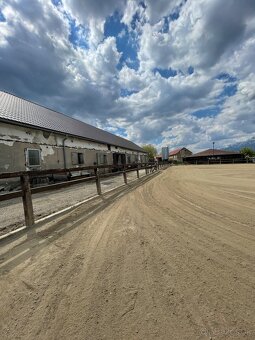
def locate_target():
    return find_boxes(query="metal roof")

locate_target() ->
[169,147,184,156]
[0,91,144,153]
[185,148,241,158]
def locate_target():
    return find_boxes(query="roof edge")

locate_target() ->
[0,117,145,153]
[0,91,145,153]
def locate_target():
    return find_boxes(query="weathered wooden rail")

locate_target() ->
[0,162,167,227]
[184,158,253,165]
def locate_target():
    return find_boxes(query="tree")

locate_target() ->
[142,144,157,160]
[240,147,255,158]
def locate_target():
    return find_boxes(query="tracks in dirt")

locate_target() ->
[0,165,255,339]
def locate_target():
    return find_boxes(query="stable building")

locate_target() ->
[183,149,244,164]
[0,91,147,173]
[169,147,192,163]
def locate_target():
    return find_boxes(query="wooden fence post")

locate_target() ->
[123,165,127,184]
[94,168,102,195]
[136,165,140,178]
[20,174,34,227]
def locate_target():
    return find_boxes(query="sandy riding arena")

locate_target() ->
[0,164,254,339]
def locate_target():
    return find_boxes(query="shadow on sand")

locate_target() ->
[0,172,160,275]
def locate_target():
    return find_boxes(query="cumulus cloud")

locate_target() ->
[0,0,71,99]
[0,0,254,152]
[121,0,140,26]
[139,0,255,73]
[0,0,121,118]
[144,0,182,24]
[62,0,126,46]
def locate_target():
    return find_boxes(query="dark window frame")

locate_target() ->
[26,148,41,167]
[97,153,108,165]
[71,152,84,165]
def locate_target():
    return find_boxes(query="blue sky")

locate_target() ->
[0,0,254,152]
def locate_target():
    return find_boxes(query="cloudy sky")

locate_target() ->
[0,0,254,152]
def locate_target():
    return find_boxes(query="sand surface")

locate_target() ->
[0,169,146,234]
[0,165,254,339]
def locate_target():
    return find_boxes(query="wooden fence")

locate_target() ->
[185,158,253,165]
[0,162,166,228]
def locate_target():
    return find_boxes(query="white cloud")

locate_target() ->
[144,0,182,24]
[118,29,126,39]
[0,0,254,153]
[139,0,255,74]
[118,65,148,91]
[121,0,140,26]
[62,0,127,47]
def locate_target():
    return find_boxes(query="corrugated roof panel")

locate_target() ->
[169,147,183,156]
[0,91,144,152]
[185,149,240,157]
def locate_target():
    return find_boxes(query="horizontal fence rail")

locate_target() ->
[184,158,254,165]
[0,162,167,228]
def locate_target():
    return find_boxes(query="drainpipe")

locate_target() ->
[62,136,68,169]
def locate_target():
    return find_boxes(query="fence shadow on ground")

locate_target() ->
[0,171,161,275]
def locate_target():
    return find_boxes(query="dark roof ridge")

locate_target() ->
[0,90,135,146]
[0,90,144,152]
[185,148,241,157]
[1,90,77,121]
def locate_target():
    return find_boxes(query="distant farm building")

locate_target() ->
[0,91,148,173]
[183,149,244,164]
[169,147,192,163]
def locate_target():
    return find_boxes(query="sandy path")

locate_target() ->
[0,169,146,234]
[0,164,254,339]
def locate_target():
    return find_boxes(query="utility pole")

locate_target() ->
[213,141,215,157]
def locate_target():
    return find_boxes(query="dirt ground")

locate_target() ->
[0,164,254,340]
[0,169,146,235]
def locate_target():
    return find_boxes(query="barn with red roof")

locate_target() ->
[169,147,192,162]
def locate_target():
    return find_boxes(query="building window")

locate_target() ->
[78,153,84,164]
[97,153,108,165]
[26,149,41,167]
[130,154,137,163]
[72,152,84,165]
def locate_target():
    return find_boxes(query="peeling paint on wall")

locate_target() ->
[57,136,108,151]
[0,139,14,146]
[0,121,147,172]
[0,122,146,155]
[40,145,55,159]
[0,125,34,143]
